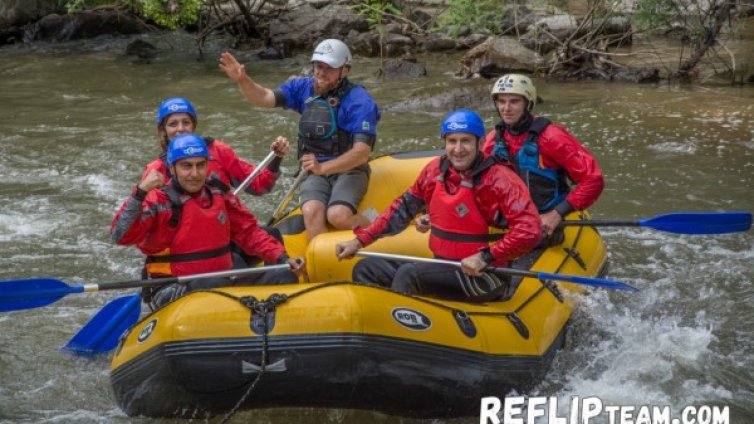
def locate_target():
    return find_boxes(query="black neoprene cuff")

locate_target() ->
[480,247,496,265]
[133,186,148,201]
[276,253,290,264]
[554,200,575,218]
[267,156,282,173]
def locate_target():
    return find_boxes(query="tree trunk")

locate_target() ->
[675,1,733,81]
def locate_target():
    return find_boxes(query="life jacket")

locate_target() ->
[145,182,232,277]
[428,157,506,266]
[492,117,569,212]
[297,80,356,161]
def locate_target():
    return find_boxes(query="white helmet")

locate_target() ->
[491,74,537,109]
[311,39,352,68]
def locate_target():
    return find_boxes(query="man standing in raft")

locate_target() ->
[219,39,381,240]
[482,74,604,246]
[112,134,305,309]
[335,110,541,301]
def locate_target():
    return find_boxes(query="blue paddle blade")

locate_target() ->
[641,212,753,234]
[0,278,82,312]
[63,294,141,356]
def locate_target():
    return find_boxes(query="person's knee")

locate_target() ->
[352,259,392,288]
[302,200,326,222]
[352,260,372,284]
[391,264,418,294]
[326,204,356,229]
[149,283,186,310]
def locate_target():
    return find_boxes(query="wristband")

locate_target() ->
[480,247,495,265]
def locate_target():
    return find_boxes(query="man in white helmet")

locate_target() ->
[219,39,380,241]
[482,74,604,247]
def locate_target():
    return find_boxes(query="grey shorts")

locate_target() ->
[300,165,370,213]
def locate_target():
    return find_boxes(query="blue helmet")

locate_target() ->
[440,109,485,139]
[156,97,197,126]
[166,134,208,166]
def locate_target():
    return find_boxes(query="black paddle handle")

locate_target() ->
[98,276,179,291]
[559,220,639,228]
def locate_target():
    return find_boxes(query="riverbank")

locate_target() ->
[2,0,753,84]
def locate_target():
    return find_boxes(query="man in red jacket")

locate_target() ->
[335,110,541,301]
[112,134,305,309]
[481,74,604,242]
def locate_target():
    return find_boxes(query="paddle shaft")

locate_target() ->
[355,251,637,291]
[232,150,277,196]
[560,220,640,228]
[267,170,308,226]
[357,251,550,280]
[79,264,291,293]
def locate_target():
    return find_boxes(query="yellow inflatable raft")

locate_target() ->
[110,150,608,418]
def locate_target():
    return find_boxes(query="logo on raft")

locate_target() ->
[137,319,158,343]
[391,307,432,331]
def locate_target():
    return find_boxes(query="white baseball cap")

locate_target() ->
[311,39,352,68]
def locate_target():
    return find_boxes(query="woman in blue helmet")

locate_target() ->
[335,110,541,302]
[144,97,290,196]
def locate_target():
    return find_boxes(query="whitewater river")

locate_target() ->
[0,34,752,423]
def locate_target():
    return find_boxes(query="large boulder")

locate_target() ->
[346,29,380,57]
[456,36,544,78]
[520,13,578,54]
[382,32,415,57]
[422,32,457,52]
[269,3,369,52]
[25,11,151,42]
[0,0,60,29]
[380,58,427,79]
[384,85,491,113]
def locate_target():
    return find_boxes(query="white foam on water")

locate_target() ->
[32,408,126,423]
[27,379,56,395]
[530,225,753,422]
[70,174,120,202]
[0,210,61,242]
[61,94,91,101]
[543,295,729,420]
[647,141,698,155]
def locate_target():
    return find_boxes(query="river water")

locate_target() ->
[0,34,752,423]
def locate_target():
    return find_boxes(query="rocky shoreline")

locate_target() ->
[2,0,752,84]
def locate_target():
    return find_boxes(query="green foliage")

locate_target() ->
[437,0,501,38]
[350,0,402,29]
[63,0,202,30]
[633,0,676,33]
[634,0,730,46]
[141,0,203,30]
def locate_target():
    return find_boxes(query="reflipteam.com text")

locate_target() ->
[480,396,730,424]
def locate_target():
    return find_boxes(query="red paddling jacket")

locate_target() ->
[482,115,603,216]
[111,181,287,277]
[354,156,541,266]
